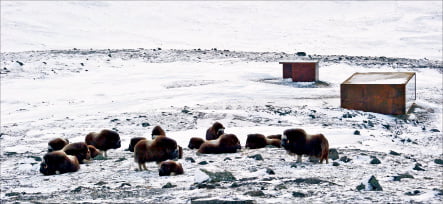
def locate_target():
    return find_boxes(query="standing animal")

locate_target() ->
[134,136,180,171]
[48,138,69,152]
[206,122,225,140]
[158,160,184,176]
[39,151,80,175]
[128,137,147,152]
[245,134,281,149]
[151,126,166,139]
[62,142,91,164]
[281,128,329,164]
[85,129,121,158]
[188,137,205,149]
[198,134,241,154]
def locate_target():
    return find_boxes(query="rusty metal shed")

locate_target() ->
[341,72,416,115]
[279,60,319,82]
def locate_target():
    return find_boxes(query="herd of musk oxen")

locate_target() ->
[39,122,329,176]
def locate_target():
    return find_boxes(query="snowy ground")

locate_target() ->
[1,49,442,203]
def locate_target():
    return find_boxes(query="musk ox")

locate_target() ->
[205,122,225,140]
[281,128,329,164]
[62,142,91,164]
[88,145,102,158]
[188,137,205,149]
[40,151,80,175]
[266,134,282,140]
[134,136,180,171]
[198,134,241,154]
[48,137,69,152]
[158,160,184,176]
[128,137,147,152]
[245,134,281,149]
[85,129,121,157]
[151,126,166,139]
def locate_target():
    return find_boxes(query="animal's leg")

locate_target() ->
[296,154,302,163]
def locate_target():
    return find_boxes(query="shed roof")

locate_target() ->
[279,60,319,64]
[342,72,416,85]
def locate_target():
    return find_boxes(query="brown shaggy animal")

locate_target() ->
[40,151,80,175]
[188,137,205,149]
[134,136,180,171]
[85,129,121,157]
[205,122,225,140]
[198,134,241,154]
[151,126,166,139]
[158,160,184,176]
[266,134,282,140]
[48,138,69,152]
[62,142,91,164]
[281,128,329,164]
[128,137,147,152]
[245,134,281,149]
[88,145,102,158]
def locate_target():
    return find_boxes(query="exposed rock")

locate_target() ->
[141,122,150,127]
[292,192,307,197]
[393,173,414,181]
[370,156,381,164]
[357,175,383,191]
[266,168,275,175]
[389,150,401,156]
[162,182,176,188]
[248,154,263,161]
[354,130,360,135]
[413,163,425,171]
[340,156,352,163]
[198,161,209,165]
[332,162,340,166]
[191,199,255,204]
[434,159,443,165]
[430,129,440,132]
[199,169,236,183]
[328,148,339,160]
[405,190,421,196]
[185,157,196,163]
[244,190,265,197]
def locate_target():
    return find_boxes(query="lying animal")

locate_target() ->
[198,134,241,154]
[48,137,69,152]
[85,129,121,157]
[266,134,282,140]
[134,136,180,171]
[62,142,91,164]
[245,134,281,149]
[40,151,80,175]
[281,128,329,164]
[151,126,166,139]
[188,137,205,149]
[206,122,225,140]
[128,137,147,152]
[88,145,102,158]
[158,160,184,176]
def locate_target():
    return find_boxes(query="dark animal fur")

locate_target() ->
[281,128,329,164]
[158,160,184,176]
[188,137,205,149]
[151,126,166,139]
[48,138,69,152]
[87,145,101,158]
[40,151,80,175]
[245,134,281,149]
[62,142,91,164]
[266,134,282,140]
[206,122,225,140]
[134,136,180,170]
[85,129,121,157]
[128,137,147,152]
[198,134,241,154]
